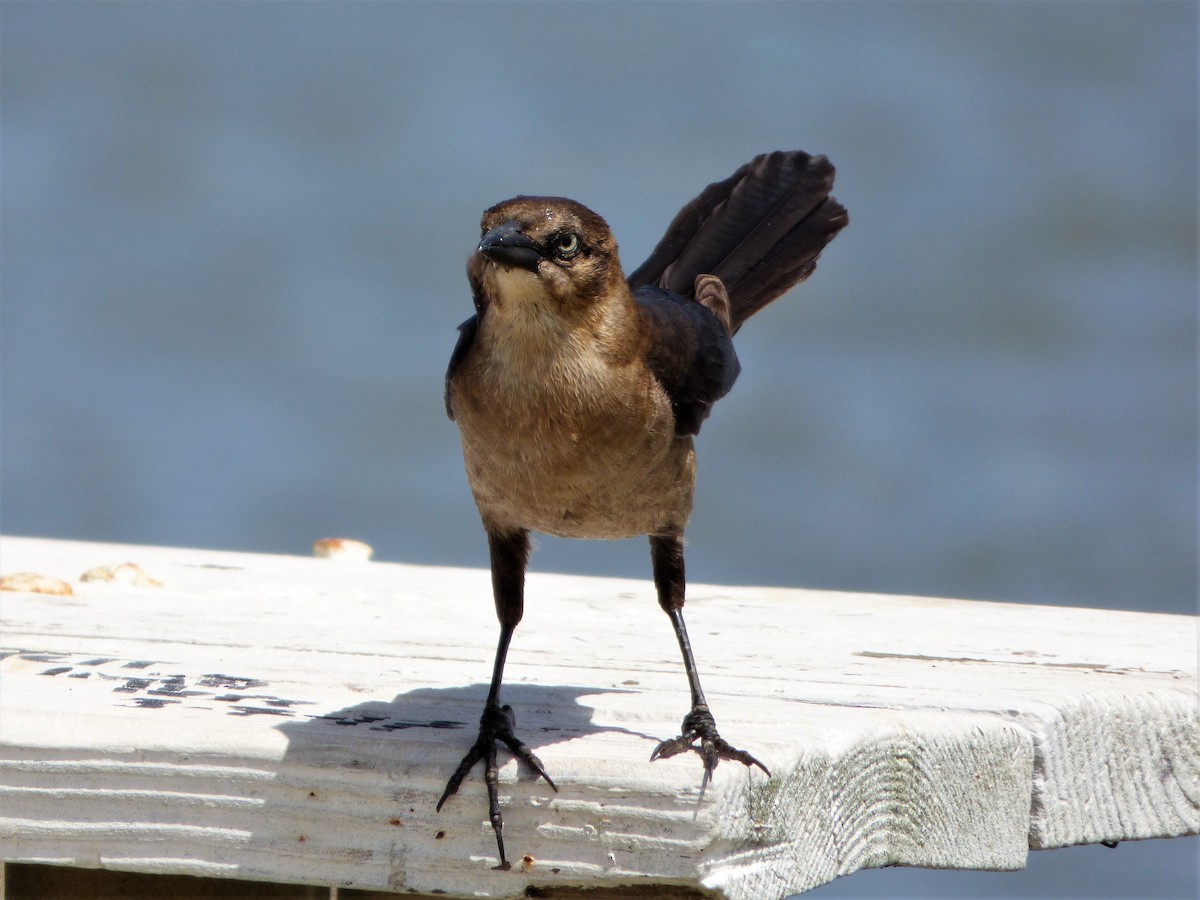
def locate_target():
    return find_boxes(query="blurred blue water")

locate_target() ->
[1,2,1195,896]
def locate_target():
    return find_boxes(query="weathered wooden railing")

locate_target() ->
[1,536,1196,899]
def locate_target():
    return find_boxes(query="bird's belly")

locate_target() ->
[456,395,696,539]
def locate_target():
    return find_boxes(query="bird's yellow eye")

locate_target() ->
[552,232,582,259]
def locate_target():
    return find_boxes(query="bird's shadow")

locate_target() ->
[273,681,659,779]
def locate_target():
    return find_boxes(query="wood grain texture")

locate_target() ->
[1,536,1196,899]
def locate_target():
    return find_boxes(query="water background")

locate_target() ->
[2,2,1196,896]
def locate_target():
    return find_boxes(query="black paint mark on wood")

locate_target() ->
[229,705,294,717]
[27,653,320,719]
[114,678,155,693]
[147,674,207,698]
[200,674,268,690]
[320,712,390,727]
[372,719,465,732]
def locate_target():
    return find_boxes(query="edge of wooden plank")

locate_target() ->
[1,535,1197,898]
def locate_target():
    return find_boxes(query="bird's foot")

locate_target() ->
[436,702,556,867]
[650,704,770,796]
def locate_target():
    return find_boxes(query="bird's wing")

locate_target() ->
[445,314,478,420]
[635,285,740,436]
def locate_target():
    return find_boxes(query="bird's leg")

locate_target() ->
[647,533,770,795]
[436,528,556,866]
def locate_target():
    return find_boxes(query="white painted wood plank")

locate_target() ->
[0,536,1196,899]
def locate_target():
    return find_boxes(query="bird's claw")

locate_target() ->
[436,703,557,866]
[650,704,769,795]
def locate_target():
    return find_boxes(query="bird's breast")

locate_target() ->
[450,325,696,539]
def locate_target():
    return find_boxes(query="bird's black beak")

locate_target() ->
[478,220,543,273]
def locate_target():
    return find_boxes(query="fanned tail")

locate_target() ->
[627,150,847,333]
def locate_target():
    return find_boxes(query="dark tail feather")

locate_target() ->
[627,150,847,332]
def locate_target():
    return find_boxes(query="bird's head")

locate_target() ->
[469,196,626,320]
